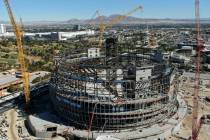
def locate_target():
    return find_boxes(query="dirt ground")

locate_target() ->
[167,74,210,140]
[6,109,20,140]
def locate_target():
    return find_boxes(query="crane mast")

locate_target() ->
[192,0,203,139]
[3,0,30,105]
[88,10,104,46]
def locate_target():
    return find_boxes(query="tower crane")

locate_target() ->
[3,0,30,106]
[20,17,24,32]
[88,10,104,46]
[191,0,204,139]
[98,5,143,47]
[148,31,158,49]
[88,10,103,28]
[87,6,143,140]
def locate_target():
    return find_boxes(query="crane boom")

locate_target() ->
[20,17,24,32]
[3,0,30,105]
[106,6,143,28]
[98,5,143,47]
[90,10,103,25]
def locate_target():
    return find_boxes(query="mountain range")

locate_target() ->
[66,15,210,24]
[2,15,210,25]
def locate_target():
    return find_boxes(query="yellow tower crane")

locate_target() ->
[88,10,104,46]
[88,10,103,28]
[98,5,143,47]
[20,17,24,31]
[87,6,143,140]
[3,0,30,106]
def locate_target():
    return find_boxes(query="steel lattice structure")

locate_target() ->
[50,49,179,131]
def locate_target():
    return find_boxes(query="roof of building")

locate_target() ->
[0,70,50,87]
[0,73,19,86]
[88,47,100,50]
[181,46,193,50]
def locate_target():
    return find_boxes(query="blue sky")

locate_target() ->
[0,0,209,21]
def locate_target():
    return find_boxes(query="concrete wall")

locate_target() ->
[136,68,152,81]
[27,117,56,138]
[88,48,100,58]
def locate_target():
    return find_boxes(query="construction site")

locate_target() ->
[1,0,210,140]
[51,48,178,129]
[47,6,182,139]
[47,42,183,138]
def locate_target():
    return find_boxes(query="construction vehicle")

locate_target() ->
[3,0,30,106]
[98,5,143,48]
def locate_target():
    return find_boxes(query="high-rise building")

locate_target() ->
[0,24,6,34]
[73,24,81,31]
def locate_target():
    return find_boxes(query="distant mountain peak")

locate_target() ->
[2,15,210,25]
